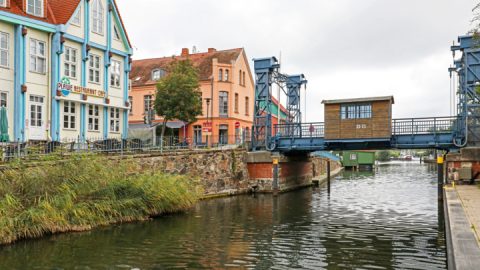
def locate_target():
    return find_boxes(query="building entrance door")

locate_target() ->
[29,95,46,140]
[219,125,228,145]
[194,125,202,143]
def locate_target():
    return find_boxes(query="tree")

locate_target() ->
[470,3,480,48]
[377,150,391,161]
[153,57,203,137]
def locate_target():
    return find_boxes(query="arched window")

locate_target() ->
[239,70,242,84]
[243,72,245,85]
[219,69,223,81]
[225,70,229,81]
[92,0,104,35]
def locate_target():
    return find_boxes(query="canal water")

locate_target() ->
[0,162,446,269]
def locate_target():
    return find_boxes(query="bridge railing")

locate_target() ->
[392,116,459,135]
[274,122,325,138]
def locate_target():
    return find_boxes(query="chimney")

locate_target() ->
[181,48,189,56]
[208,48,216,53]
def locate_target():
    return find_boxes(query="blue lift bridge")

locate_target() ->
[251,35,480,153]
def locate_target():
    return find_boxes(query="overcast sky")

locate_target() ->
[116,0,477,122]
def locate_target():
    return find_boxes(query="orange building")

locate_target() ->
[128,47,256,143]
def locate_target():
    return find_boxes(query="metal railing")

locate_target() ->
[274,122,325,138]
[1,134,247,163]
[391,116,459,136]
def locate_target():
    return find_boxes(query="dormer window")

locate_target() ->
[0,0,6,8]
[27,0,43,17]
[151,68,167,81]
[113,25,121,40]
[72,9,80,26]
[91,0,104,35]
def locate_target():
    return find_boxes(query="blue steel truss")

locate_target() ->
[252,35,480,153]
[251,57,307,151]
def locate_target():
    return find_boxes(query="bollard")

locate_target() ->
[273,159,278,195]
[438,156,444,201]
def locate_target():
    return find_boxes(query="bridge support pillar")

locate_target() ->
[246,152,312,193]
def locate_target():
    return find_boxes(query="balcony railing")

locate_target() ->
[391,116,459,136]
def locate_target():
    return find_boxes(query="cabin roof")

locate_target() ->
[321,96,394,105]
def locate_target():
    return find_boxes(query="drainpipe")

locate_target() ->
[47,32,53,141]
[210,76,213,123]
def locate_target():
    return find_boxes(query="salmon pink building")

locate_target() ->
[129,47,258,143]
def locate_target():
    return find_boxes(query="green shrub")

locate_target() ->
[0,156,202,245]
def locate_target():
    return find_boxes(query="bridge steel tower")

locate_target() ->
[451,35,480,147]
[251,57,307,151]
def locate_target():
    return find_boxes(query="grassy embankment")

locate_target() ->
[0,155,202,245]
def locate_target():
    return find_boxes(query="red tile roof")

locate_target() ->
[1,0,132,48]
[130,48,243,85]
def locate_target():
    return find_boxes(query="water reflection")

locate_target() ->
[0,162,446,269]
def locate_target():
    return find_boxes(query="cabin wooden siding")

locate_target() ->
[324,100,391,140]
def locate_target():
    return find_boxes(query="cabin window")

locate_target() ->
[340,102,372,119]
[350,154,356,160]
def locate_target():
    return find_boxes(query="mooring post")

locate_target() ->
[273,158,278,195]
[438,156,444,201]
[327,158,331,183]
[420,154,422,164]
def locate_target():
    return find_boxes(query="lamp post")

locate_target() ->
[206,98,211,147]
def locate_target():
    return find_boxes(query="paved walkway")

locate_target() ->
[456,185,480,244]
[312,167,344,184]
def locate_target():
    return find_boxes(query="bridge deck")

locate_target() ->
[273,116,460,152]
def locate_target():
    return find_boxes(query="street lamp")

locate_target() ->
[205,98,211,147]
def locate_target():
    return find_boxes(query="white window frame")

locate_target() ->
[71,9,81,26]
[64,47,77,79]
[128,96,132,115]
[89,54,101,84]
[0,0,6,8]
[110,108,120,133]
[219,91,228,117]
[30,39,46,74]
[87,104,100,131]
[152,70,160,80]
[63,101,77,130]
[113,24,121,40]
[26,0,43,17]
[0,32,9,68]
[350,154,357,160]
[144,95,152,113]
[110,60,121,88]
[91,0,104,35]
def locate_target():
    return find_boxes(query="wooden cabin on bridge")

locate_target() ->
[321,96,394,140]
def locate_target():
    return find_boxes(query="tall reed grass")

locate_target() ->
[0,156,202,245]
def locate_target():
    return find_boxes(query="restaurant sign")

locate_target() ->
[58,77,107,98]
